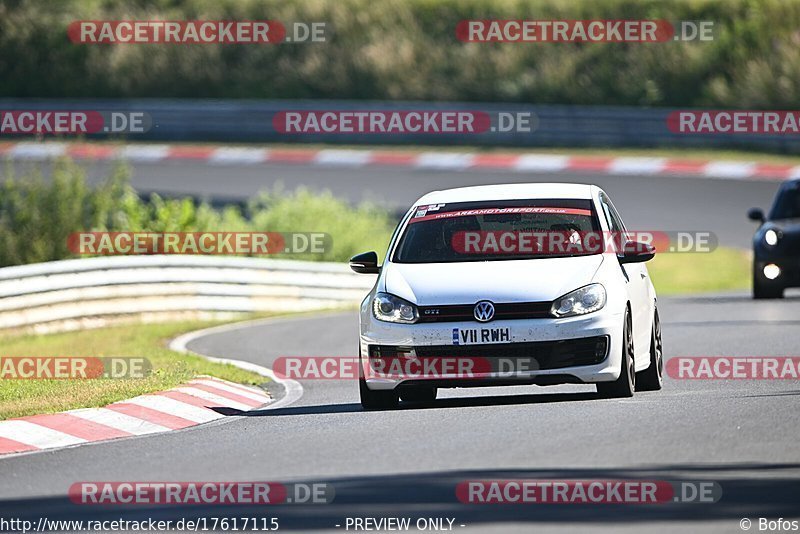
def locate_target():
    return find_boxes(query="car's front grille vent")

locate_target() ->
[369,336,609,370]
[417,301,553,323]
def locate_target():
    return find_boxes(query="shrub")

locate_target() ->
[0,158,395,266]
[1,0,799,108]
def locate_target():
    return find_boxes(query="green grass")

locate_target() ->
[0,320,270,420]
[648,247,751,295]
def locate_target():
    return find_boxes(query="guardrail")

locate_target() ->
[0,256,375,331]
[1,99,796,152]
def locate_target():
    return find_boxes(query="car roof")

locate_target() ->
[413,183,597,205]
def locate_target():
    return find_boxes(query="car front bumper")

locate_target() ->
[754,258,800,288]
[359,309,624,391]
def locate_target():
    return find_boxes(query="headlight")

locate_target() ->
[372,293,419,323]
[551,284,607,318]
[763,263,781,280]
[764,229,779,246]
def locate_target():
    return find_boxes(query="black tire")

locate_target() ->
[399,387,438,403]
[636,306,663,391]
[597,307,635,398]
[753,270,784,299]
[359,357,399,410]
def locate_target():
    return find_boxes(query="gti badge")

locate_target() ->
[473,300,495,322]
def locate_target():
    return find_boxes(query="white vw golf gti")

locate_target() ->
[350,184,663,409]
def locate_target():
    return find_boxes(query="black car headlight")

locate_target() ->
[372,292,419,324]
[764,229,780,247]
[551,284,607,318]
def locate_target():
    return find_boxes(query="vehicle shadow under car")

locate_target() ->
[235,389,614,417]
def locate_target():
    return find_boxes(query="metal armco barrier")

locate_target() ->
[0,256,375,330]
[0,99,797,152]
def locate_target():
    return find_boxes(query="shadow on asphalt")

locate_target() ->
[2,464,798,531]
[241,391,601,417]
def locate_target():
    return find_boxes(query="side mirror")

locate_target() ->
[618,241,655,264]
[747,208,765,223]
[349,251,380,274]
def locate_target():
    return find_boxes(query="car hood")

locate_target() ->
[762,219,800,250]
[768,218,800,232]
[383,255,605,305]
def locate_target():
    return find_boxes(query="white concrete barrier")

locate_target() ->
[0,256,375,330]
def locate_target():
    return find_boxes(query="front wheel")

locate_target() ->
[636,306,663,391]
[597,308,635,398]
[753,270,784,299]
[359,357,399,410]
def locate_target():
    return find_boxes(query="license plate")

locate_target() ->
[453,327,511,345]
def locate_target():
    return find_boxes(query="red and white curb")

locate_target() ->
[168,315,304,412]
[1,141,796,181]
[0,376,271,456]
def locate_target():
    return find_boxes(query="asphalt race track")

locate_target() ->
[1,298,799,532]
[1,163,798,532]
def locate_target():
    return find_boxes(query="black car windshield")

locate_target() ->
[770,184,800,220]
[393,199,602,263]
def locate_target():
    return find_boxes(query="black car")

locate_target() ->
[748,179,800,298]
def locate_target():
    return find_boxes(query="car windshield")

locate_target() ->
[393,199,601,263]
[770,184,800,220]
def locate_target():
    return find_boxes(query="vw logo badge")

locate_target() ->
[473,301,495,322]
